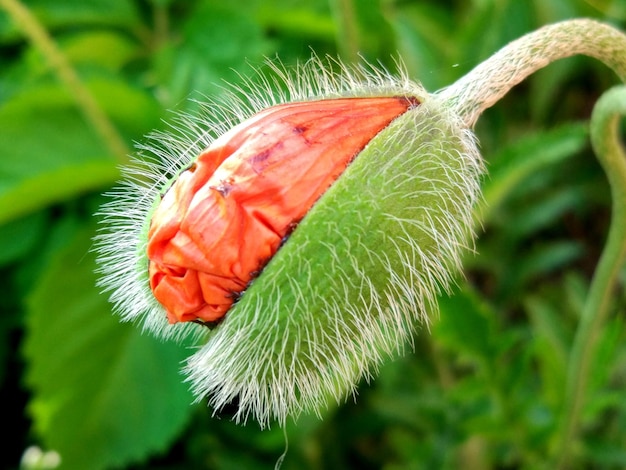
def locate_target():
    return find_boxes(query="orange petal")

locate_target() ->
[147,96,418,323]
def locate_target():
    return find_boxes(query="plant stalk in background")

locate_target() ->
[557,85,626,468]
[0,0,130,162]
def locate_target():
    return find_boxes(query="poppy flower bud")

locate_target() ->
[95,57,482,426]
[147,96,418,324]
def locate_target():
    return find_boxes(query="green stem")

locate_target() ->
[556,86,626,468]
[438,19,626,467]
[153,1,170,49]
[0,0,130,163]
[438,19,626,127]
[329,0,360,64]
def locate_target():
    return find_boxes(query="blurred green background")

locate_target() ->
[1,0,626,469]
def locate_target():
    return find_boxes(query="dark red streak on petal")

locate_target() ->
[147,96,419,324]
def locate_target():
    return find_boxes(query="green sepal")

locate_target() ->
[186,97,483,427]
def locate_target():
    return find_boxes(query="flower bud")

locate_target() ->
[147,97,418,324]
[95,57,483,427]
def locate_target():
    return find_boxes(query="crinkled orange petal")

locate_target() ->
[147,96,418,323]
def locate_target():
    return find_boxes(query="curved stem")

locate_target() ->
[438,19,626,128]
[438,18,626,467]
[0,0,130,163]
[556,86,626,468]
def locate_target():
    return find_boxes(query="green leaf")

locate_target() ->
[0,78,161,224]
[0,84,115,224]
[433,284,498,366]
[457,0,534,78]
[480,122,589,223]
[24,228,196,470]
[502,185,587,239]
[0,0,140,43]
[59,31,140,72]
[153,3,273,108]
[0,211,47,265]
[386,2,456,91]
[523,294,570,405]
[256,0,335,41]
[13,31,140,84]
[515,241,584,285]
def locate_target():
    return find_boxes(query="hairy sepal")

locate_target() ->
[185,97,483,427]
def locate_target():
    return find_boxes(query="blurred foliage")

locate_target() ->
[1,0,625,469]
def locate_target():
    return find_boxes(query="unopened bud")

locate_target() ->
[148,96,419,324]
[95,57,482,427]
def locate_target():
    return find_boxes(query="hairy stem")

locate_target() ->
[440,19,626,467]
[439,19,626,128]
[0,0,130,162]
[556,86,626,468]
